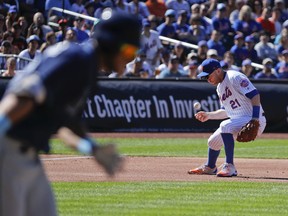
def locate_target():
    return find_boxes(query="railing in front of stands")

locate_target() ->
[48,7,264,70]
[0,54,33,74]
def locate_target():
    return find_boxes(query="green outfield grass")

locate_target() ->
[50,137,288,216]
[53,181,288,216]
[50,138,288,159]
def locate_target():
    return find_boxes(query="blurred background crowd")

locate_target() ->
[0,0,288,79]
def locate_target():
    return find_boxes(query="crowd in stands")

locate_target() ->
[0,0,288,80]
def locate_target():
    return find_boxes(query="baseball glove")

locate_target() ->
[93,143,124,176]
[236,119,260,142]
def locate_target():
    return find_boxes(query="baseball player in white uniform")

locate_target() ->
[188,58,266,177]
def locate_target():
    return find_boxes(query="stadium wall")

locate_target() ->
[0,78,287,132]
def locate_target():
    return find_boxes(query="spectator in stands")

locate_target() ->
[0,40,12,54]
[196,40,208,64]
[28,12,53,44]
[207,30,225,59]
[241,58,254,78]
[275,34,288,60]
[173,10,190,42]
[254,58,278,79]
[275,49,288,79]
[45,0,72,18]
[269,6,282,36]
[183,60,199,79]
[55,18,69,42]
[190,3,200,15]
[207,49,219,60]
[156,55,187,78]
[71,0,86,14]
[82,1,96,32]
[17,35,41,70]
[155,49,171,76]
[145,0,167,21]
[64,28,77,43]
[233,5,262,38]
[0,40,12,70]
[2,31,14,48]
[5,5,18,32]
[212,3,235,50]
[247,0,263,19]
[156,9,177,39]
[244,35,260,63]
[230,34,249,67]
[165,0,191,18]
[256,7,275,38]
[129,0,150,20]
[84,0,96,16]
[72,17,89,43]
[1,57,16,77]
[114,0,132,14]
[222,51,240,71]
[274,0,288,24]
[274,21,288,45]
[187,14,207,44]
[147,15,159,31]
[199,4,213,36]
[17,16,28,38]
[141,19,163,71]
[172,42,187,66]
[125,49,152,77]
[11,22,27,54]
[186,51,198,63]
[254,32,278,62]
[0,14,5,40]
[40,31,57,53]
[229,0,245,25]
[190,4,212,37]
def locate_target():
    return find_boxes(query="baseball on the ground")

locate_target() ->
[193,101,201,110]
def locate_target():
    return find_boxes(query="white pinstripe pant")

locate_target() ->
[208,115,266,150]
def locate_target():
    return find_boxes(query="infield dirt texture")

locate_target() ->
[43,133,288,183]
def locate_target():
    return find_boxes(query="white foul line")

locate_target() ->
[41,156,93,161]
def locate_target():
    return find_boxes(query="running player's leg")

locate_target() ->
[27,160,57,216]
[1,137,28,216]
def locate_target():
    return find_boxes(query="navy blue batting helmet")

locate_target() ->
[92,9,141,53]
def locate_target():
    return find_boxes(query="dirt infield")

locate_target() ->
[43,133,288,183]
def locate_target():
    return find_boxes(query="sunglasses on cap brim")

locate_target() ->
[120,44,139,60]
[200,75,210,80]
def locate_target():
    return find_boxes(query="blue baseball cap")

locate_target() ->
[26,34,40,44]
[245,35,254,43]
[197,58,221,79]
[142,19,151,27]
[165,9,176,17]
[234,34,243,40]
[242,59,252,66]
[198,40,207,47]
[217,3,226,11]
[9,5,17,13]
[282,49,288,55]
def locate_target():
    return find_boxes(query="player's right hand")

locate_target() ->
[195,111,209,122]
[93,144,124,177]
